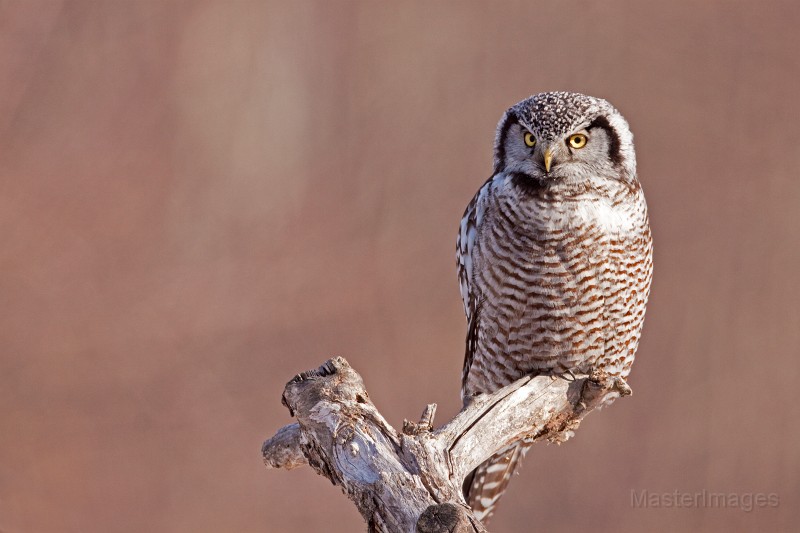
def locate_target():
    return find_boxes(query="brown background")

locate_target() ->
[1,1,798,532]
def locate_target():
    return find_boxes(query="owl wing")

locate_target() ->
[456,176,495,394]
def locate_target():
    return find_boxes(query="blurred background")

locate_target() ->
[1,1,798,532]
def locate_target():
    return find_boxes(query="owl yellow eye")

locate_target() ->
[568,133,587,149]
[523,132,536,147]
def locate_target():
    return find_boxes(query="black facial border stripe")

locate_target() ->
[587,115,623,166]
[493,111,519,174]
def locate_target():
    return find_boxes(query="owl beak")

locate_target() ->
[543,148,553,173]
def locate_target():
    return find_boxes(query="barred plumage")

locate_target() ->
[457,92,653,522]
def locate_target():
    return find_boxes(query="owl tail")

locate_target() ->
[463,441,530,523]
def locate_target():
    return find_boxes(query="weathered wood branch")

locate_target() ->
[262,357,630,532]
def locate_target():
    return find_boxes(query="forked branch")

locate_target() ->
[262,357,629,532]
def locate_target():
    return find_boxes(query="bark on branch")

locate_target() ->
[262,357,630,532]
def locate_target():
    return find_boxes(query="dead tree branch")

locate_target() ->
[262,357,630,532]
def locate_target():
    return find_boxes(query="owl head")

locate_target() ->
[493,92,636,184]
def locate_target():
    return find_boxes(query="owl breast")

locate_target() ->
[463,172,652,397]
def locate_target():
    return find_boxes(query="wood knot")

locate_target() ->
[416,503,473,533]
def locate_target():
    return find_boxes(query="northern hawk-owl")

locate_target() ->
[456,92,653,521]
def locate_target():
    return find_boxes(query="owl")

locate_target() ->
[456,92,653,522]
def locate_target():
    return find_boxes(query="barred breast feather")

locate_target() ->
[456,169,653,521]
